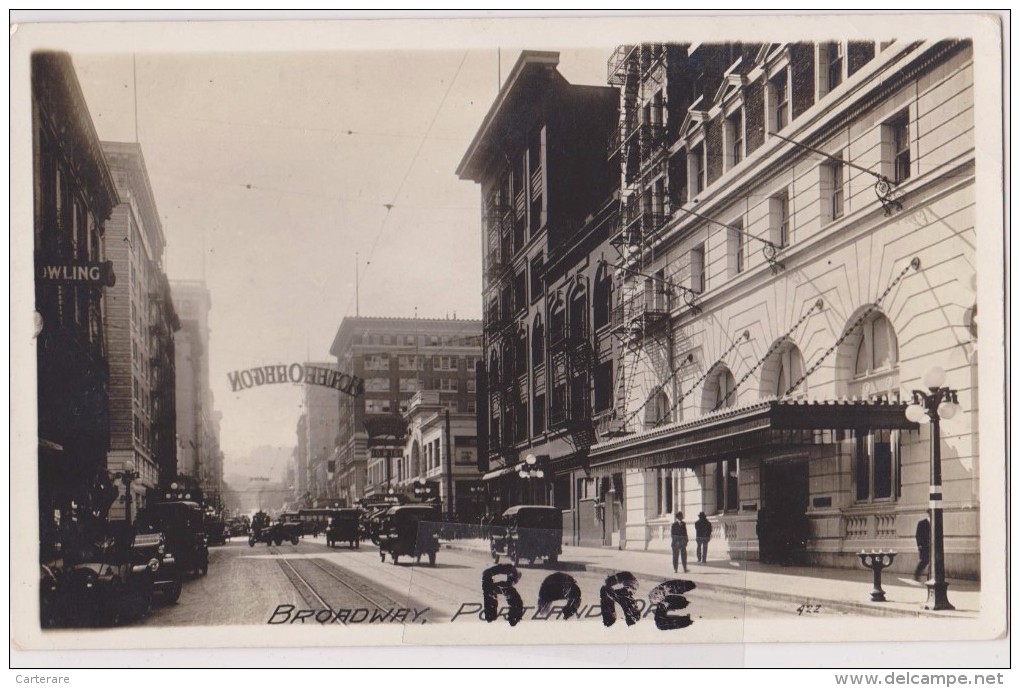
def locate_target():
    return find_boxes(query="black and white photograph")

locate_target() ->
[9,11,1008,670]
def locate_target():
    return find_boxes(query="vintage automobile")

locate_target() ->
[40,522,180,628]
[489,505,563,567]
[205,514,229,546]
[131,530,184,605]
[248,513,301,546]
[148,500,210,575]
[325,509,361,548]
[298,509,334,538]
[377,505,441,566]
[227,517,249,538]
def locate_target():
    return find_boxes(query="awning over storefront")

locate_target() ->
[586,398,917,476]
[482,465,518,481]
[363,415,408,447]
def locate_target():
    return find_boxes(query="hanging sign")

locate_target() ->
[227,363,364,397]
[37,261,116,287]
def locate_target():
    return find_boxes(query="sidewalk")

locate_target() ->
[440,538,980,618]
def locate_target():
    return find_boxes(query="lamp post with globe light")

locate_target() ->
[904,366,961,611]
[517,454,545,504]
[114,461,140,528]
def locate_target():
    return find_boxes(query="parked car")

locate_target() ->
[490,505,562,567]
[147,501,210,575]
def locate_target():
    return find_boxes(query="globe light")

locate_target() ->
[525,454,537,466]
[170,482,179,490]
[923,366,947,390]
[905,404,929,423]
[937,400,960,420]
[535,470,544,479]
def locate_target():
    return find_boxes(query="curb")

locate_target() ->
[440,541,942,619]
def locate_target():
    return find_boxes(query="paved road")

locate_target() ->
[141,536,846,628]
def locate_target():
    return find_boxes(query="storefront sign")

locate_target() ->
[227,363,364,397]
[36,261,116,287]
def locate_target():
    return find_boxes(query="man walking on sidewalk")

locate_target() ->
[671,511,689,573]
[914,517,931,581]
[695,512,712,563]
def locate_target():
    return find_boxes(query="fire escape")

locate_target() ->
[548,319,598,458]
[606,43,679,436]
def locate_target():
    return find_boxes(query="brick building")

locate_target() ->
[101,141,179,518]
[329,316,482,507]
[456,51,621,543]
[33,52,120,561]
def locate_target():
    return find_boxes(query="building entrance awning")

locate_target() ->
[585,398,917,477]
[482,465,518,481]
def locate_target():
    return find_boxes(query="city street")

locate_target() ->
[141,535,843,627]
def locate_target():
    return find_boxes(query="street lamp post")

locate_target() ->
[517,453,545,505]
[905,366,960,611]
[115,461,140,528]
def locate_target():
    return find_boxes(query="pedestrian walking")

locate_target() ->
[671,511,689,573]
[914,517,931,581]
[694,512,712,563]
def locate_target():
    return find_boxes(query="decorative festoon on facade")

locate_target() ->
[587,40,977,577]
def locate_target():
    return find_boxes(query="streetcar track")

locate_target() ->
[271,545,412,612]
[275,556,332,610]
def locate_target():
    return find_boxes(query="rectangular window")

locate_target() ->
[364,354,390,370]
[533,393,545,435]
[439,379,458,392]
[855,429,900,502]
[466,378,476,393]
[593,360,613,412]
[399,377,419,393]
[689,244,705,293]
[769,190,790,248]
[769,70,789,132]
[689,144,706,197]
[819,42,844,95]
[724,110,743,169]
[824,154,845,222]
[887,112,911,184]
[529,254,544,302]
[365,377,389,393]
[715,460,740,512]
[728,219,745,276]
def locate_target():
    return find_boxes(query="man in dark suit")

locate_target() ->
[915,517,931,581]
[671,511,689,573]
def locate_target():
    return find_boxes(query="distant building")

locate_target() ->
[302,362,340,506]
[101,141,180,518]
[395,390,483,521]
[33,52,120,560]
[172,280,223,507]
[329,316,482,507]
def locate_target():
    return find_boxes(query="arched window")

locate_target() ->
[532,315,545,367]
[702,365,737,413]
[549,296,566,347]
[840,312,901,504]
[568,285,588,340]
[854,313,898,378]
[643,388,671,429]
[593,265,613,330]
[761,339,807,398]
[488,349,500,385]
[410,440,421,477]
[514,324,528,376]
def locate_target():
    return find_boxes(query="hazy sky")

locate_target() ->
[72,46,609,469]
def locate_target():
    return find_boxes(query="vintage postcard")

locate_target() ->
[9,12,1008,663]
